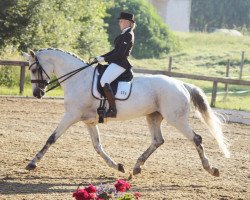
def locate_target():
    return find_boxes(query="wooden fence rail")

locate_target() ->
[0,60,28,94]
[1,60,250,107]
[133,68,250,107]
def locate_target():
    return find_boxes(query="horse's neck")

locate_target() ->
[53,56,86,78]
[53,58,94,93]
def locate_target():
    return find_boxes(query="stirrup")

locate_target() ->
[106,108,117,118]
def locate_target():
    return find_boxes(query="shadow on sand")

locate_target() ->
[0,176,116,195]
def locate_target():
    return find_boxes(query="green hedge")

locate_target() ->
[0,66,19,87]
[0,0,110,57]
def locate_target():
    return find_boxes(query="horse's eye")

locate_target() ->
[31,68,37,73]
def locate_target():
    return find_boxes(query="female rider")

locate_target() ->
[95,12,135,118]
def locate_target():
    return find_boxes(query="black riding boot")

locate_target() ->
[102,83,117,118]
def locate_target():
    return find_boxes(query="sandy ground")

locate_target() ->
[0,97,249,200]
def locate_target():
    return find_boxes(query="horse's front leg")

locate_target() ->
[85,123,125,173]
[26,113,79,170]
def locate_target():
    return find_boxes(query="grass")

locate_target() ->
[183,79,250,111]
[215,92,250,111]
[0,85,64,97]
[130,32,250,111]
[0,32,250,111]
[131,32,250,77]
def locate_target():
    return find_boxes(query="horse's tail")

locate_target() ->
[184,83,230,158]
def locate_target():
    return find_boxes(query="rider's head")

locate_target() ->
[118,12,135,31]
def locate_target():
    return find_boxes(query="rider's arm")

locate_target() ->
[101,49,115,58]
[102,33,133,62]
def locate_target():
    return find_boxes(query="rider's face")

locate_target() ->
[119,19,131,31]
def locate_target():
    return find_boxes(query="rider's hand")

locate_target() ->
[95,56,105,63]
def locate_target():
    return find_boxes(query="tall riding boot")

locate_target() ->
[102,83,117,118]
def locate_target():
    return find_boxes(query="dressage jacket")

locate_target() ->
[101,28,134,69]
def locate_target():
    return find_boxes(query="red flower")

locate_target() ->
[89,192,97,199]
[85,184,96,193]
[114,179,131,192]
[73,184,97,200]
[134,191,141,199]
[72,189,90,200]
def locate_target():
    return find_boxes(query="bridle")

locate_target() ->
[29,56,97,93]
[29,57,50,88]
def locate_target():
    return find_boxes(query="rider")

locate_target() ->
[95,12,135,118]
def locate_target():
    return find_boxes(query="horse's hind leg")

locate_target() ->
[133,112,164,175]
[174,120,220,177]
[193,132,219,176]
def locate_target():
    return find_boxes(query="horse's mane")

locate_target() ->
[37,48,86,63]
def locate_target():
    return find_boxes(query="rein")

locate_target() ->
[29,57,97,92]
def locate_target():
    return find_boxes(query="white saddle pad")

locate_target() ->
[92,68,132,100]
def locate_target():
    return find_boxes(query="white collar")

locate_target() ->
[121,27,131,34]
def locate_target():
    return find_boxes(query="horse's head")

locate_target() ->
[22,50,53,99]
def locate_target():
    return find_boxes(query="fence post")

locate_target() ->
[19,64,26,95]
[223,60,230,100]
[168,56,172,72]
[239,51,245,79]
[211,81,218,107]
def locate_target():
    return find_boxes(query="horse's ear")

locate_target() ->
[29,50,35,58]
[22,52,30,61]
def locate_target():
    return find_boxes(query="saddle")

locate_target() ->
[91,63,133,123]
[92,64,133,100]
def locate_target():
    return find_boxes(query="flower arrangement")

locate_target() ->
[72,179,140,200]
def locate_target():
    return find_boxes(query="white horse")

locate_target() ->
[22,48,230,177]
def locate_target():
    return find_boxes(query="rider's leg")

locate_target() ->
[102,83,117,117]
[100,63,125,118]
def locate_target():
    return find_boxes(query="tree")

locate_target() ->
[104,0,178,58]
[0,0,178,59]
[0,0,110,57]
[190,0,250,31]
[0,0,38,48]
[76,0,111,56]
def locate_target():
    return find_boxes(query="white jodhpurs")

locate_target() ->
[100,63,126,87]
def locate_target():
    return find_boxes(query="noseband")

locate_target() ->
[29,57,50,87]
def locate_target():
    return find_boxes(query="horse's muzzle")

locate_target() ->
[33,87,45,99]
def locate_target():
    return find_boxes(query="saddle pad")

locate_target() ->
[92,68,132,100]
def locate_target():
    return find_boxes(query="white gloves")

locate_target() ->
[95,56,105,63]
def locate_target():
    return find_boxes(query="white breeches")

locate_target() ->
[100,63,126,87]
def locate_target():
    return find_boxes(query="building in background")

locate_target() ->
[148,0,192,32]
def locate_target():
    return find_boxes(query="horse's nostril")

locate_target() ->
[33,87,44,99]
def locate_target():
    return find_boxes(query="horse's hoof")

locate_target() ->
[25,163,37,170]
[118,163,125,173]
[212,167,220,177]
[128,172,133,180]
[133,167,141,175]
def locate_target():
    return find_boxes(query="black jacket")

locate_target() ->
[102,28,134,69]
